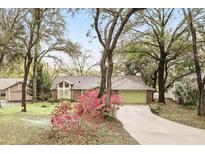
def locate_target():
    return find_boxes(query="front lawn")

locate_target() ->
[150,100,205,130]
[0,102,138,145]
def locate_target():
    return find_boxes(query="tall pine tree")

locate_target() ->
[28,63,52,101]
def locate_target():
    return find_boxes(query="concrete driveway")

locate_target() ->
[117,105,205,145]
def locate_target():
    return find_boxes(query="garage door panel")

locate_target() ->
[119,90,147,104]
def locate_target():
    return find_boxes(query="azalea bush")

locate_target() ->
[51,90,123,132]
[76,90,122,119]
[51,102,81,131]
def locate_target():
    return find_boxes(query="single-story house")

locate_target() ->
[0,78,32,102]
[51,75,154,104]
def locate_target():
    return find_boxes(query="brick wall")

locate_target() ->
[73,90,82,100]
[146,90,153,103]
[51,90,57,100]
[112,90,119,95]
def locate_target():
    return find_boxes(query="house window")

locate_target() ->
[65,82,69,88]
[59,82,63,88]
[0,91,6,97]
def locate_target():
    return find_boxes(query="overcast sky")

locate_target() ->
[43,9,102,68]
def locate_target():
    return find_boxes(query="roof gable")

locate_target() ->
[0,78,23,90]
[55,79,74,86]
[112,76,154,90]
[51,76,100,90]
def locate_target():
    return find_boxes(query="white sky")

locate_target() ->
[43,9,102,68]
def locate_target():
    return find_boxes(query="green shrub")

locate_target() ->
[150,104,161,115]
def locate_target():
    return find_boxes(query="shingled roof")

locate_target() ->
[0,78,23,90]
[51,76,101,90]
[112,76,154,90]
[51,75,154,91]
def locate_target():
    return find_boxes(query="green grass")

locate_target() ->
[0,102,58,145]
[1,102,56,114]
[0,102,138,145]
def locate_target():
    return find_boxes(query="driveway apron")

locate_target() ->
[117,105,205,144]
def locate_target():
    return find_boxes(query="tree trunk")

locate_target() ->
[158,61,165,103]
[158,22,166,104]
[32,56,37,102]
[158,54,166,103]
[0,53,5,72]
[198,85,205,115]
[151,70,157,101]
[152,70,157,89]
[22,77,27,112]
[106,52,113,104]
[187,9,204,115]
[98,51,107,98]
[191,39,204,115]
[0,53,4,66]
[22,56,32,112]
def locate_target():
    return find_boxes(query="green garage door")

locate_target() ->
[119,90,147,104]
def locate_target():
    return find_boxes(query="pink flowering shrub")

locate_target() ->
[51,90,123,132]
[51,102,81,132]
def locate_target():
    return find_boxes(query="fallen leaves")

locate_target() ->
[150,100,205,130]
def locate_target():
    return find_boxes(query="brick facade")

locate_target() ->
[146,90,153,104]
[73,90,82,100]
[112,90,119,95]
[51,90,57,100]
[53,89,153,104]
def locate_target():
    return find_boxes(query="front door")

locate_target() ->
[64,88,71,99]
[58,88,71,99]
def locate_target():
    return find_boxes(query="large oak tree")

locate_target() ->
[125,9,193,103]
[93,8,143,104]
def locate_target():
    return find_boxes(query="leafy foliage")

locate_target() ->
[114,43,158,88]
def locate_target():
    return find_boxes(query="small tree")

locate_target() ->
[62,47,99,76]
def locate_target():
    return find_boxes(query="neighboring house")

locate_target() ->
[165,84,177,101]
[164,74,198,101]
[154,90,177,101]
[0,78,32,102]
[51,75,154,104]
